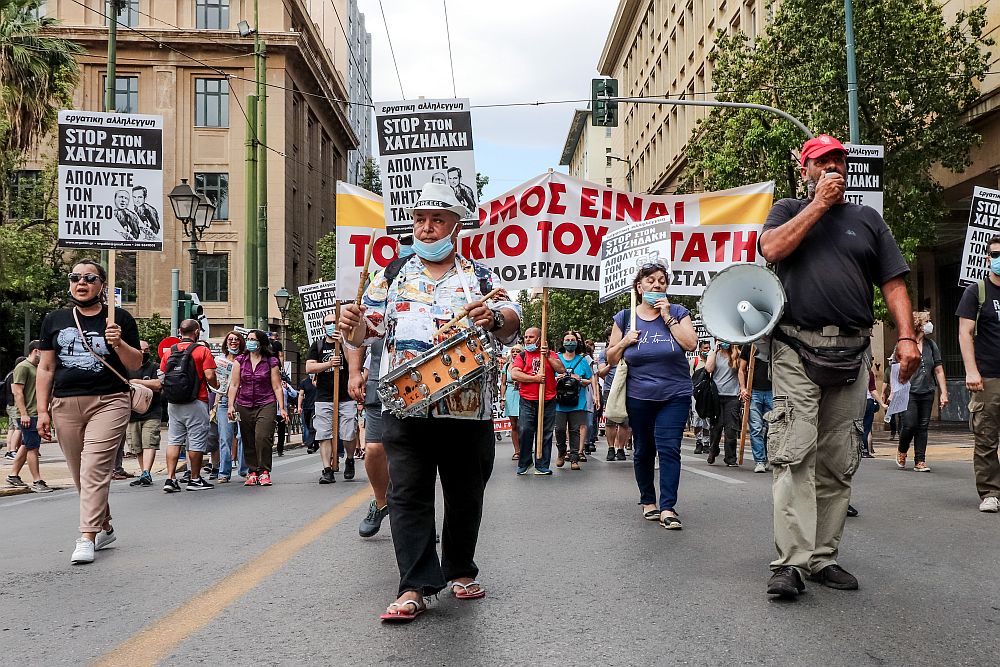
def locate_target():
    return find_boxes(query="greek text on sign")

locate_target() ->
[600,216,671,303]
[845,144,883,217]
[57,111,164,251]
[375,98,477,235]
[959,186,1000,286]
[298,281,338,344]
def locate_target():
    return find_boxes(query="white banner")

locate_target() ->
[459,172,773,294]
[600,216,671,302]
[375,98,478,235]
[335,182,398,301]
[846,144,883,217]
[959,186,1000,285]
[298,281,337,344]
[57,111,164,250]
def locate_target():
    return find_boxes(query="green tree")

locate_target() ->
[476,173,489,199]
[359,157,382,195]
[680,0,992,264]
[517,289,630,346]
[136,314,171,359]
[317,231,336,281]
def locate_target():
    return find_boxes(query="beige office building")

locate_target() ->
[34,0,361,345]
[559,109,615,186]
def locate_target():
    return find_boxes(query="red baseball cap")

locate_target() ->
[799,134,846,166]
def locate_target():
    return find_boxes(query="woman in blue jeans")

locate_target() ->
[213,330,245,482]
[606,264,697,529]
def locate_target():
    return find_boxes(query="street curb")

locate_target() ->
[0,486,32,497]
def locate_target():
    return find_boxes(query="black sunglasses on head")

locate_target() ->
[69,273,101,284]
[990,250,1000,259]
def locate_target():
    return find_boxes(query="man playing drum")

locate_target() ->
[340,182,521,623]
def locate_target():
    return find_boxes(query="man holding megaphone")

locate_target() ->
[757,134,919,600]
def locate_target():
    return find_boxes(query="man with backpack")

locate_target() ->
[511,327,566,474]
[957,234,1000,513]
[159,319,218,492]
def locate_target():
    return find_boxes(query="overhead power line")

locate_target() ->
[377,0,406,99]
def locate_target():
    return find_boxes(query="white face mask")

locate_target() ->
[922,322,934,336]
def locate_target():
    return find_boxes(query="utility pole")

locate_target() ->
[255,0,269,330]
[101,0,124,267]
[844,0,861,144]
[244,95,258,329]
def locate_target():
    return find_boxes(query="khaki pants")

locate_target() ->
[969,377,1000,500]
[127,417,161,454]
[51,393,131,533]
[768,328,867,575]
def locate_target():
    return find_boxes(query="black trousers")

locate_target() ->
[382,413,496,597]
[898,393,934,463]
[710,394,741,465]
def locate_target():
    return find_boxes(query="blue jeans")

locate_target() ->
[216,397,242,477]
[518,396,556,470]
[626,395,688,511]
[748,389,774,464]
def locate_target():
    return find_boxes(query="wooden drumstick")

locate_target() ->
[434,287,503,335]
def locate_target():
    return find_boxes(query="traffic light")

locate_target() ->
[592,78,619,127]
[176,290,192,323]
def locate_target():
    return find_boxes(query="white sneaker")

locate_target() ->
[978,496,1000,513]
[70,538,95,564]
[95,528,116,550]
[754,462,767,473]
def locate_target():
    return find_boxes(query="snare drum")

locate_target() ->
[378,327,499,418]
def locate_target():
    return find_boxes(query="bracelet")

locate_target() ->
[665,317,678,327]
[897,337,918,345]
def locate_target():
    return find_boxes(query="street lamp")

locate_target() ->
[608,155,635,193]
[273,287,290,366]
[168,178,200,223]
[171,178,215,293]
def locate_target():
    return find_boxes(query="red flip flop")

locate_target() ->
[450,580,486,600]
[380,599,426,623]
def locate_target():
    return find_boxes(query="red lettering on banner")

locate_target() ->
[552,222,583,254]
[520,186,546,216]
[478,207,487,226]
[537,221,553,252]
[711,232,731,262]
[680,233,710,262]
[602,190,613,220]
[548,182,567,215]
[671,231,685,258]
[584,225,608,256]
[616,194,642,223]
[373,236,396,267]
[489,196,518,226]
[580,188,599,218]
[498,225,527,256]
[350,234,369,266]
[731,230,757,262]
[646,202,669,220]
[485,230,496,259]
[674,202,685,225]
[461,234,485,260]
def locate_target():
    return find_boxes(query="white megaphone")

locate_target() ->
[699,264,787,345]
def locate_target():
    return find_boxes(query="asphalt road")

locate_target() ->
[2,439,998,666]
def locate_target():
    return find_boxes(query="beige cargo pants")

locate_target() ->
[768,327,868,576]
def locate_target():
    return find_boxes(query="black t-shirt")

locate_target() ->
[762,199,910,329]
[739,341,772,391]
[307,337,350,402]
[39,306,140,398]
[956,279,1000,377]
[129,359,162,421]
[297,377,317,411]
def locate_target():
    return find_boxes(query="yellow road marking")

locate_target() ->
[92,487,372,667]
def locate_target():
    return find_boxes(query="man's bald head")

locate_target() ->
[179,319,201,337]
[523,327,541,346]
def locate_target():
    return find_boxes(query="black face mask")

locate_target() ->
[142,352,150,364]
[69,292,103,308]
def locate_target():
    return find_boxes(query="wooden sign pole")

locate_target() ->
[106,251,117,325]
[536,288,549,460]
[738,344,757,466]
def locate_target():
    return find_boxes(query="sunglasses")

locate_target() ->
[990,250,1000,259]
[69,273,102,284]
[641,261,668,270]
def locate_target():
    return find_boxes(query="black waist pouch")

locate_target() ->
[775,329,868,387]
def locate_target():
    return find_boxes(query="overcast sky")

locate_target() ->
[357,0,619,200]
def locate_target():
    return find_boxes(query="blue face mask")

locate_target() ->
[564,342,577,351]
[413,233,455,262]
[992,256,1000,276]
[227,346,240,354]
[524,343,538,353]
[643,291,667,306]
[720,342,731,350]
[325,324,338,338]
[398,243,416,259]
[246,341,259,352]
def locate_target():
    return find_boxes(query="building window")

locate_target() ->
[118,252,137,303]
[195,78,229,128]
[196,0,230,30]
[195,254,229,302]
[194,172,229,219]
[9,170,43,220]
[107,0,139,27]
[605,126,613,138]
[102,76,139,113]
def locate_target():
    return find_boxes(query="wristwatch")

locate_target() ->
[489,308,505,332]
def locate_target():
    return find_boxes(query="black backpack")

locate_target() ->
[1,371,13,412]
[555,356,585,407]
[161,342,206,404]
[692,366,720,420]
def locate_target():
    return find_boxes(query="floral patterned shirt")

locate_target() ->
[360,255,520,420]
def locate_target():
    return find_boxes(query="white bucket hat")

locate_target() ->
[403,182,469,219]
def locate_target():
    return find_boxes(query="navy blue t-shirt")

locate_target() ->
[613,305,693,401]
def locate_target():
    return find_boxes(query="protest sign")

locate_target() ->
[375,98,477,235]
[600,216,671,302]
[460,172,772,294]
[57,110,164,250]
[335,182,400,301]
[959,186,1000,285]
[845,144,883,216]
[298,281,337,344]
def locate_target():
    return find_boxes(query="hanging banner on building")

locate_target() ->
[57,110,164,250]
[845,144,884,216]
[374,98,477,235]
[599,216,671,302]
[298,281,338,344]
[335,182,401,301]
[959,186,1000,285]
[459,171,772,294]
